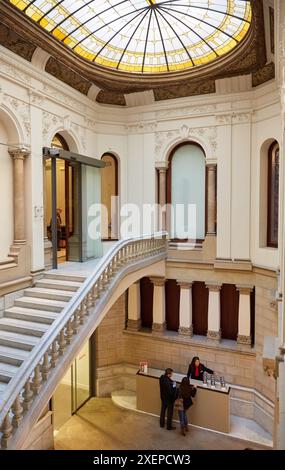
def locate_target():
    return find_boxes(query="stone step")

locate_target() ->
[44,273,86,283]
[15,296,67,313]
[24,287,73,302]
[5,306,58,325]
[0,362,19,383]
[0,330,40,351]
[35,278,82,292]
[0,345,29,366]
[0,318,49,338]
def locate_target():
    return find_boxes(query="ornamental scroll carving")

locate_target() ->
[155,125,217,161]
[2,94,31,138]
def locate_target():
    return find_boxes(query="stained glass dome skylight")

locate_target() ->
[10,0,252,74]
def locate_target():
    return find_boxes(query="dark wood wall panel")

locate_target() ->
[165,280,180,332]
[192,282,208,335]
[140,277,153,329]
[220,284,239,340]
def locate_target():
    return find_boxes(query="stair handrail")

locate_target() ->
[0,231,167,448]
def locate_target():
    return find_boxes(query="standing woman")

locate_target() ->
[175,377,197,436]
[187,356,213,381]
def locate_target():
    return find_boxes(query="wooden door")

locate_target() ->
[192,282,208,336]
[220,284,239,340]
[140,277,153,329]
[165,279,180,332]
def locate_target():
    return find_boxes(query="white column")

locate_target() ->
[8,148,30,244]
[151,277,166,333]
[127,281,141,331]
[177,281,193,337]
[157,167,167,231]
[206,164,217,235]
[206,283,222,342]
[277,0,285,450]
[237,285,253,345]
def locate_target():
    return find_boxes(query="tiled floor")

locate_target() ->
[54,398,269,451]
[111,389,273,448]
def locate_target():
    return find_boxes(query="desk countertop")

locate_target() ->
[137,367,230,394]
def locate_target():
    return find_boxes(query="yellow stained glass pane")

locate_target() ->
[9,0,252,74]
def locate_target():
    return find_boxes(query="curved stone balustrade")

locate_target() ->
[0,232,167,449]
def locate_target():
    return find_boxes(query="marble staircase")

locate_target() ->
[0,273,85,398]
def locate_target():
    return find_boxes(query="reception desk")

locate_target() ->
[137,368,231,433]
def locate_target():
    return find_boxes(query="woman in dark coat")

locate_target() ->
[175,377,197,436]
[187,356,213,381]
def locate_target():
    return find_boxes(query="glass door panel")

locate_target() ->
[74,340,90,410]
[66,162,82,262]
[53,367,73,431]
[81,165,103,260]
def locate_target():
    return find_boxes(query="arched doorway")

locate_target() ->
[101,153,119,240]
[44,134,105,268]
[166,142,206,241]
[45,133,74,264]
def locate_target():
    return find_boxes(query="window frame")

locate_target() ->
[267,141,279,248]
[166,141,207,243]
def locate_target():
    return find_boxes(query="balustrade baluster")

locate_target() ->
[79,301,86,324]
[93,284,99,301]
[58,329,67,356]
[87,292,93,310]
[12,395,23,428]
[22,381,33,411]
[73,310,80,334]
[32,364,42,395]
[65,319,73,344]
[41,351,51,380]
[50,340,59,368]
[1,413,13,449]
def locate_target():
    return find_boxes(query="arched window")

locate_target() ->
[167,143,206,241]
[51,133,69,150]
[267,142,279,248]
[101,153,119,240]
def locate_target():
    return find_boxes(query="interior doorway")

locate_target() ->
[45,134,75,264]
[44,133,105,268]
[52,340,90,432]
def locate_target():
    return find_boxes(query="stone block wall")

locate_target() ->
[94,272,277,435]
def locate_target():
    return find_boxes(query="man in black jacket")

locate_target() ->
[159,368,177,430]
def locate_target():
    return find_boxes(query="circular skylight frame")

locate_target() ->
[10,0,252,76]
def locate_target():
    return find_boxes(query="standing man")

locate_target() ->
[159,368,177,430]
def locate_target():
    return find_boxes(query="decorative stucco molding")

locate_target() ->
[155,125,217,161]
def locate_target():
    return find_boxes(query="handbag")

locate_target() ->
[174,397,184,411]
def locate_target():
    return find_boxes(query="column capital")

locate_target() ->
[236,285,254,294]
[206,282,222,292]
[150,276,166,287]
[155,161,168,172]
[177,280,193,289]
[8,146,30,160]
[206,162,217,170]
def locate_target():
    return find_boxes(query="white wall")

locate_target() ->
[0,43,282,273]
[0,121,13,259]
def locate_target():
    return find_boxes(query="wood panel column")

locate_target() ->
[178,281,193,337]
[127,281,141,331]
[206,163,217,235]
[206,282,222,342]
[9,147,30,245]
[150,277,166,333]
[237,285,253,345]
